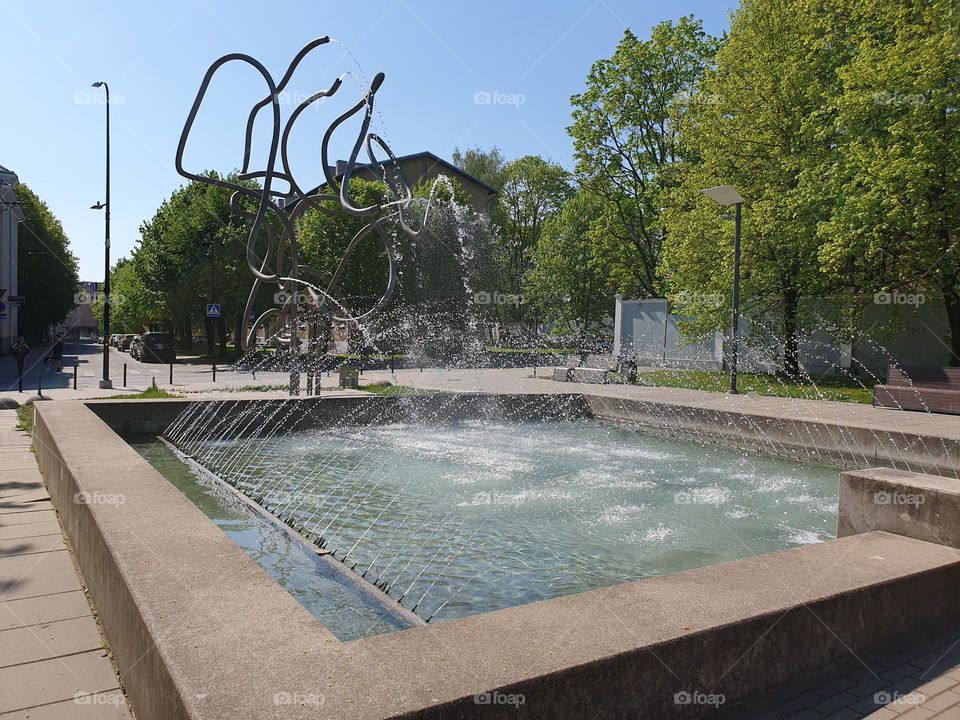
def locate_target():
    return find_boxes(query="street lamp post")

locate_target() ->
[91,80,112,389]
[701,185,745,395]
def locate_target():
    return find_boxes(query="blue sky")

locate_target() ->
[1,0,734,280]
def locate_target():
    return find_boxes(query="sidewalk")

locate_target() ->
[0,408,132,719]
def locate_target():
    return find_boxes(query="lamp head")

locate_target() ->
[701,185,745,207]
[91,81,104,88]
[91,201,106,210]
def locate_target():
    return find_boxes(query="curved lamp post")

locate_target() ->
[91,81,112,389]
[701,184,744,394]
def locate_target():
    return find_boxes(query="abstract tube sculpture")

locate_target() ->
[176,37,435,392]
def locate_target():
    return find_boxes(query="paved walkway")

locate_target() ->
[0,409,131,719]
[708,619,960,719]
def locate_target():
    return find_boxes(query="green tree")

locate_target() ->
[496,156,573,312]
[451,146,508,191]
[660,0,855,376]
[15,184,79,339]
[525,191,610,335]
[818,0,960,363]
[569,18,719,298]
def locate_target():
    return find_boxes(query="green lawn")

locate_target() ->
[359,381,433,395]
[15,405,33,434]
[636,369,873,404]
[103,387,181,400]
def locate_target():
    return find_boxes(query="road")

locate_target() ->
[0,341,289,395]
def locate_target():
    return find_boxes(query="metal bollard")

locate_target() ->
[169,361,173,385]
[123,363,127,387]
[73,364,78,390]
[37,375,42,396]
[212,363,217,383]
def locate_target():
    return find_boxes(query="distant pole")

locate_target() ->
[730,202,742,395]
[92,80,113,389]
[73,364,77,390]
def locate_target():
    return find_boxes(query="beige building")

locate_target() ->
[321,151,497,215]
[0,164,24,355]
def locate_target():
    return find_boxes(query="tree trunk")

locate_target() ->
[234,313,245,350]
[216,316,228,355]
[180,321,193,351]
[782,290,800,379]
[204,316,214,356]
[944,291,960,367]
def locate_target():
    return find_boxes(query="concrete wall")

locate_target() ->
[838,467,960,548]
[27,397,960,719]
[0,164,21,355]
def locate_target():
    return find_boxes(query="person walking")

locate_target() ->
[12,337,29,392]
[51,336,64,372]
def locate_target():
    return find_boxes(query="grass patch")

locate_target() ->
[15,404,33,434]
[359,381,433,395]
[187,383,288,393]
[103,387,181,400]
[636,369,873,404]
[485,346,575,355]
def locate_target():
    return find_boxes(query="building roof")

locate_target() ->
[320,151,498,196]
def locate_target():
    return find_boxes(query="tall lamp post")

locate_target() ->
[91,81,112,389]
[701,184,745,394]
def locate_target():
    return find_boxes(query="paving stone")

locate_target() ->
[896,706,936,719]
[810,689,859,714]
[863,708,899,720]
[0,534,66,557]
[0,510,57,527]
[0,692,131,719]
[0,616,103,667]
[0,650,120,713]
[0,550,78,602]
[0,519,61,542]
[914,674,959,698]
[918,689,960,713]
[0,590,90,631]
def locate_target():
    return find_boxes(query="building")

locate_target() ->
[56,280,101,341]
[0,164,24,355]
[315,151,498,215]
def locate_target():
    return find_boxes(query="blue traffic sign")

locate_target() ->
[206,303,221,318]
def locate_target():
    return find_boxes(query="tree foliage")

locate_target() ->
[15,184,79,339]
[569,18,719,298]
[525,191,610,334]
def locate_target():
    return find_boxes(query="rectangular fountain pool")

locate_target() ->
[149,408,839,640]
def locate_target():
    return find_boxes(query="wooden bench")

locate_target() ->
[874,365,960,415]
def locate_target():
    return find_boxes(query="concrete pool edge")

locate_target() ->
[30,396,960,719]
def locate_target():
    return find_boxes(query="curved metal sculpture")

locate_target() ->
[176,37,435,363]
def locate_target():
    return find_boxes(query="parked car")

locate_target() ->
[136,332,176,363]
[110,334,121,348]
[119,334,136,351]
[129,335,143,359]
